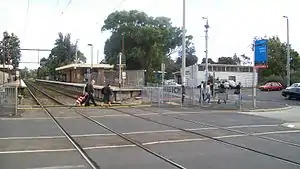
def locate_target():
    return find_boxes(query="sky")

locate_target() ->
[1,0,299,70]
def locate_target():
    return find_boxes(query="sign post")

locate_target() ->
[253,38,268,108]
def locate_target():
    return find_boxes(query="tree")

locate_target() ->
[175,35,198,67]
[217,56,239,65]
[240,54,251,65]
[38,32,86,78]
[201,58,215,64]
[0,31,21,69]
[102,10,188,83]
[263,36,300,79]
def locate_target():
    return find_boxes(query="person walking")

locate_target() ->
[101,84,113,106]
[197,81,204,103]
[217,81,227,104]
[84,80,97,106]
[203,82,211,103]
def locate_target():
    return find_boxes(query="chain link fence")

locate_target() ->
[141,84,244,110]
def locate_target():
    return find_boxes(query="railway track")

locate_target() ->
[24,82,188,168]
[33,81,300,167]
[25,81,63,106]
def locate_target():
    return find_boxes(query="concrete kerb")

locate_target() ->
[245,105,293,112]
[164,101,292,112]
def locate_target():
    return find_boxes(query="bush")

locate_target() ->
[262,75,286,86]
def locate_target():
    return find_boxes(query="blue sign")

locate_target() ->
[254,39,268,65]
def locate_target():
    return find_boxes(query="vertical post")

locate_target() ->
[91,45,93,70]
[203,17,209,92]
[121,33,125,88]
[181,0,186,105]
[15,70,19,116]
[87,44,93,83]
[75,39,78,63]
[97,49,99,64]
[118,52,122,88]
[285,17,290,87]
[252,66,257,108]
[2,42,5,84]
[161,63,165,104]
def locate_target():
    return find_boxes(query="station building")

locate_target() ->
[174,63,258,87]
[55,63,114,85]
[0,64,14,84]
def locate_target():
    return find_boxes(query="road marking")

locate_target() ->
[27,165,87,169]
[0,111,223,120]
[0,124,280,140]
[1,130,299,154]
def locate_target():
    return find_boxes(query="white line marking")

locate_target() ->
[0,111,223,120]
[27,165,86,169]
[1,130,299,154]
[0,124,280,140]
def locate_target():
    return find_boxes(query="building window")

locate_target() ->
[221,67,225,72]
[250,67,253,72]
[198,65,204,71]
[213,66,217,71]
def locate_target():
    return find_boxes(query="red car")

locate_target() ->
[259,82,283,91]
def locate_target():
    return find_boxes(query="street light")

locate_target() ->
[202,17,209,91]
[87,44,93,83]
[181,0,186,104]
[283,16,290,87]
[75,39,79,63]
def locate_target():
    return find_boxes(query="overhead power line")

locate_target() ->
[96,0,129,25]
[60,0,73,16]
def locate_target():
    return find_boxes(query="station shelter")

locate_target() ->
[55,63,114,85]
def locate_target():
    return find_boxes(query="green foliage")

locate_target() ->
[21,67,37,79]
[37,32,86,78]
[259,36,300,84]
[0,31,21,69]
[217,55,241,65]
[261,75,285,86]
[175,35,198,67]
[102,10,196,83]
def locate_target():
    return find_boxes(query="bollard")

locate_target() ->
[181,85,185,106]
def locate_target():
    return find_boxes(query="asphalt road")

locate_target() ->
[1,107,300,168]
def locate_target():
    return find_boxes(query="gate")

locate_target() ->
[0,84,17,117]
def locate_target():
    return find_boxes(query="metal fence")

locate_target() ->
[141,85,244,110]
[0,83,18,116]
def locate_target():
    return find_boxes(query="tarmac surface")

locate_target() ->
[1,106,300,169]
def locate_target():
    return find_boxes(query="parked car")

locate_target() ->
[286,83,300,90]
[259,82,283,91]
[164,81,181,93]
[282,84,300,100]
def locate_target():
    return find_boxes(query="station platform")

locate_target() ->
[0,79,26,88]
[35,79,142,102]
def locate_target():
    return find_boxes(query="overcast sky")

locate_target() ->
[1,0,299,69]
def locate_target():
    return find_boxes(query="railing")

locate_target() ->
[0,82,18,116]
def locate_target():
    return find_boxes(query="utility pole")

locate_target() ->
[121,33,125,88]
[203,17,209,90]
[87,44,93,82]
[118,52,122,88]
[283,16,290,86]
[97,49,99,64]
[75,39,79,63]
[181,0,186,104]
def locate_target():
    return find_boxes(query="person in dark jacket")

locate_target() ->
[101,84,113,106]
[84,80,97,106]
